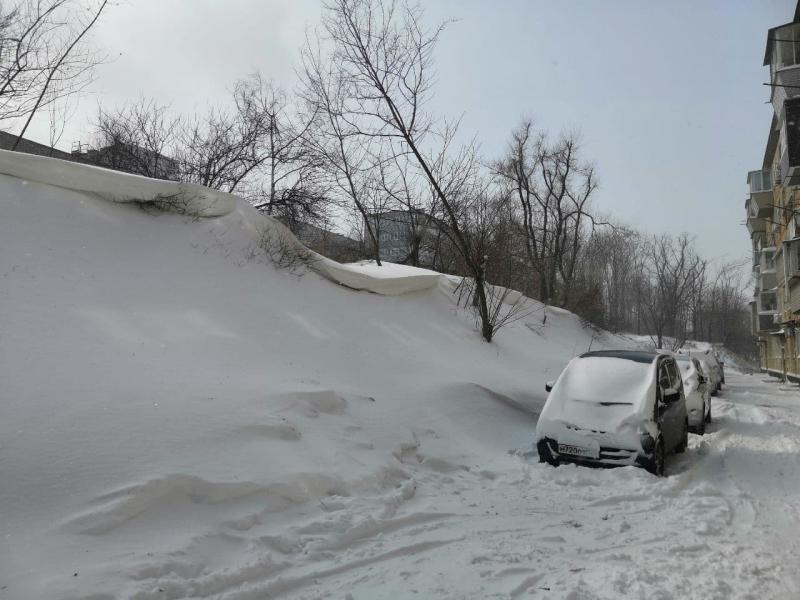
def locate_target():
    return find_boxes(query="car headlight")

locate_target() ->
[639,432,655,453]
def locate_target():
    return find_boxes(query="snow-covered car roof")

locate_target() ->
[579,349,660,364]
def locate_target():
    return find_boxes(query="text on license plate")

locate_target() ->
[558,443,592,457]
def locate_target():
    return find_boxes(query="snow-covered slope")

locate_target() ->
[0,154,631,598]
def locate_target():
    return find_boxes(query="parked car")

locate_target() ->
[536,350,689,477]
[675,355,711,434]
[690,350,723,396]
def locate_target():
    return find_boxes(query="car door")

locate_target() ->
[657,359,683,450]
[655,360,676,448]
[666,359,687,440]
[693,359,708,396]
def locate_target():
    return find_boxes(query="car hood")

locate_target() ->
[536,357,656,441]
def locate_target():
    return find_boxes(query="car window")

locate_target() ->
[693,359,705,376]
[666,360,681,390]
[658,363,671,389]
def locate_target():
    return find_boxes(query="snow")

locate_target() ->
[0,148,237,217]
[535,355,657,450]
[2,155,800,598]
[0,148,453,298]
[314,259,447,296]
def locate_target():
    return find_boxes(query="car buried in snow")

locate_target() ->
[687,350,723,396]
[536,350,689,476]
[674,354,711,434]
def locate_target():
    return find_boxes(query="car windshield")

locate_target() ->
[556,356,652,407]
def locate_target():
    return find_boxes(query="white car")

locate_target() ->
[675,355,711,434]
[691,350,722,396]
[536,350,689,476]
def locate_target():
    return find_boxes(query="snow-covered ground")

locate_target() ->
[1,155,799,598]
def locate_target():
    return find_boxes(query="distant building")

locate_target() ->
[71,140,179,181]
[0,131,75,161]
[363,209,442,266]
[0,131,178,181]
[292,221,363,263]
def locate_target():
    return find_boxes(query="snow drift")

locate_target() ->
[4,152,794,600]
[0,149,472,298]
[0,152,627,598]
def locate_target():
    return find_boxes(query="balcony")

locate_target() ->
[767,23,800,115]
[760,270,777,291]
[764,22,800,186]
[747,212,767,235]
[747,170,773,219]
[759,248,778,290]
[786,239,800,282]
[776,98,800,186]
[755,282,779,335]
[753,267,762,293]
[760,289,778,311]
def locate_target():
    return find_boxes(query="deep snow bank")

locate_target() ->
[0,155,631,598]
[0,149,473,298]
[0,148,238,216]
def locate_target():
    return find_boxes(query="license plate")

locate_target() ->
[558,443,593,458]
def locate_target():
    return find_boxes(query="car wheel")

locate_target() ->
[536,439,559,467]
[676,421,689,453]
[697,409,706,435]
[647,439,666,477]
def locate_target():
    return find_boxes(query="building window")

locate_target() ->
[762,292,777,312]
[794,243,800,272]
[750,170,772,193]
[765,251,776,271]
[775,24,800,69]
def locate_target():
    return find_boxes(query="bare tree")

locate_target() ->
[300,40,387,264]
[375,148,434,266]
[45,80,78,152]
[0,0,109,145]
[696,260,750,348]
[315,0,522,341]
[494,120,599,308]
[580,224,648,332]
[89,98,180,178]
[178,102,262,192]
[640,234,705,350]
[237,74,324,226]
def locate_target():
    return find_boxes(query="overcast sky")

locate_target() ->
[21,0,797,265]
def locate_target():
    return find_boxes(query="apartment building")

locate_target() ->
[364,209,441,266]
[749,2,800,379]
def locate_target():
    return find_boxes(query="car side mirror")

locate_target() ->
[545,380,555,393]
